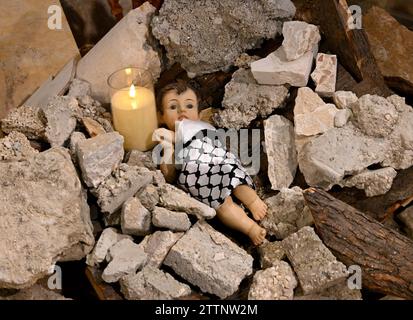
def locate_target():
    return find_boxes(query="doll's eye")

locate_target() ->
[169,104,177,110]
[186,104,194,109]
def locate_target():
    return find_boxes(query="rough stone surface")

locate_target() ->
[399,207,413,239]
[251,45,317,87]
[234,53,260,69]
[41,96,77,147]
[282,21,321,61]
[121,197,152,236]
[261,187,313,239]
[93,164,153,214]
[333,91,358,109]
[67,78,91,99]
[264,115,297,190]
[164,221,253,299]
[69,131,86,165]
[294,87,338,136]
[0,148,95,288]
[152,206,191,232]
[120,265,191,300]
[258,241,286,269]
[153,170,166,186]
[151,0,296,76]
[334,109,352,128]
[341,167,397,197]
[311,53,337,97]
[138,231,184,268]
[102,239,147,283]
[77,3,162,103]
[213,69,289,129]
[127,149,157,170]
[158,184,215,220]
[81,117,106,137]
[282,227,349,294]
[0,131,38,161]
[248,261,297,300]
[77,132,124,188]
[86,227,131,267]
[0,284,70,300]
[136,184,159,211]
[295,280,362,300]
[1,105,45,140]
[75,95,108,121]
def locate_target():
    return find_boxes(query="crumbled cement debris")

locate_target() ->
[333,91,358,109]
[234,53,260,69]
[69,131,86,165]
[82,117,106,137]
[311,53,337,97]
[282,21,321,61]
[152,206,191,232]
[258,241,286,269]
[121,197,152,236]
[0,131,38,161]
[127,149,157,170]
[136,184,159,211]
[67,78,91,99]
[334,109,352,128]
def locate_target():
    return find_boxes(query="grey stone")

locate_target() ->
[153,170,166,186]
[136,184,159,211]
[120,265,191,300]
[0,284,70,300]
[138,231,184,268]
[102,239,147,283]
[399,207,413,239]
[234,53,260,69]
[311,53,337,97]
[295,280,362,300]
[261,187,313,239]
[164,221,253,299]
[69,131,86,165]
[93,164,153,214]
[86,227,131,267]
[127,149,157,170]
[264,115,297,190]
[282,226,349,295]
[1,105,45,140]
[0,148,94,288]
[67,78,91,99]
[152,206,191,232]
[75,95,108,121]
[282,21,321,61]
[333,91,358,109]
[152,0,295,76]
[334,109,352,128]
[77,132,124,188]
[158,184,215,220]
[258,241,286,269]
[0,131,38,162]
[248,261,297,300]
[213,69,289,129]
[121,197,152,236]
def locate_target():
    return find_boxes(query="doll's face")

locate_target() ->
[160,88,200,131]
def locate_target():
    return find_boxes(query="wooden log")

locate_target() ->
[303,187,413,299]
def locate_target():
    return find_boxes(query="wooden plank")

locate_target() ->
[85,266,123,300]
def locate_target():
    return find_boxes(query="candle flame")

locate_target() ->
[125,68,132,75]
[129,84,136,98]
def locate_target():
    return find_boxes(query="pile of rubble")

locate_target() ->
[1,0,412,300]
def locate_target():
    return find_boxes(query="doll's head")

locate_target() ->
[156,80,200,131]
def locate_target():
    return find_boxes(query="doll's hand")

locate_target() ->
[153,128,175,145]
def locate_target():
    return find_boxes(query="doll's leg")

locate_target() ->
[216,196,266,245]
[233,185,268,221]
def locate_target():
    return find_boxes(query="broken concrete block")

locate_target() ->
[295,280,362,300]
[120,265,191,300]
[76,3,162,103]
[1,105,45,140]
[121,198,152,236]
[164,221,253,299]
[93,164,153,214]
[399,207,413,239]
[352,94,399,138]
[282,226,348,295]
[96,117,114,133]
[75,95,108,121]
[0,131,38,161]
[213,69,289,129]
[138,231,184,268]
[251,45,317,87]
[0,147,94,288]
[258,241,286,269]
[153,170,166,186]
[158,184,215,220]
[294,88,338,136]
[311,53,337,97]
[127,149,157,170]
[334,109,352,128]
[333,91,358,109]
[69,131,86,165]
[234,53,260,69]
[82,117,106,137]
[261,187,313,239]
[264,115,297,190]
[151,0,295,76]
[152,207,191,232]
[77,132,124,188]
[0,284,70,300]
[67,78,91,99]
[248,261,297,300]
[282,21,321,61]
[136,184,159,211]
[102,239,147,283]
[86,227,131,267]
[41,96,78,147]
[341,167,397,197]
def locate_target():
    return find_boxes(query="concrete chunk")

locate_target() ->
[67,78,91,99]
[1,105,45,140]
[121,198,152,236]
[311,53,337,97]
[102,239,147,283]
[152,206,191,232]
[334,109,352,128]
[282,227,348,294]
[136,184,159,211]
[248,261,297,300]
[282,21,321,61]
[120,265,191,300]
[69,131,86,165]
[333,91,358,109]
[0,131,38,161]
[258,241,286,269]
[127,149,157,170]
[164,221,253,299]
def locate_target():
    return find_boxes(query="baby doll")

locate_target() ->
[153,80,267,245]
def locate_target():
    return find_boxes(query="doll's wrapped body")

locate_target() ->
[154,81,267,245]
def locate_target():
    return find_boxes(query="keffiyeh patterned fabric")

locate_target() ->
[176,128,254,209]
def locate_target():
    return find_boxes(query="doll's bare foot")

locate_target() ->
[248,223,267,246]
[246,196,268,221]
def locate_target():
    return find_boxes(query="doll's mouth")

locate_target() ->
[178,115,188,120]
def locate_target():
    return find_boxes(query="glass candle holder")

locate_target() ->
[108,67,158,151]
